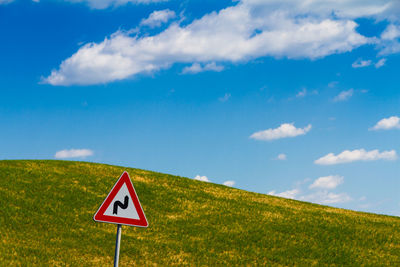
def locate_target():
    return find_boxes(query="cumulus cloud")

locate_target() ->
[309,175,344,190]
[43,0,377,85]
[382,24,400,40]
[66,0,167,9]
[182,62,224,74]
[140,9,176,28]
[218,93,231,102]
[0,0,167,7]
[375,58,387,68]
[315,149,397,165]
[277,153,287,160]
[296,88,307,98]
[379,24,400,55]
[293,88,317,99]
[194,175,235,186]
[371,116,400,130]
[351,58,386,68]
[268,189,300,200]
[333,89,354,102]
[269,176,351,205]
[352,58,372,68]
[250,123,311,141]
[62,0,400,17]
[54,149,94,159]
[223,180,235,187]
[194,175,210,182]
[328,81,338,88]
[300,191,351,204]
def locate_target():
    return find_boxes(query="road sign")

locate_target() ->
[93,171,148,227]
[94,171,148,267]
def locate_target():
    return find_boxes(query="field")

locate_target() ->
[1,160,399,266]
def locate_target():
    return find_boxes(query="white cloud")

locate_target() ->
[269,176,351,205]
[181,63,202,75]
[315,149,397,165]
[382,24,400,40]
[375,58,387,68]
[203,62,224,72]
[182,62,224,75]
[43,0,375,85]
[379,24,400,55]
[250,123,311,141]
[293,88,317,99]
[296,88,307,98]
[66,0,167,9]
[194,175,210,182]
[333,89,354,102]
[223,180,235,187]
[140,9,176,28]
[309,175,344,190]
[218,93,231,102]
[371,116,400,130]
[277,153,287,160]
[268,189,300,200]
[2,0,168,7]
[352,58,372,68]
[351,58,386,68]
[61,0,400,17]
[300,191,351,204]
[328,81,338,88]
[54,149,94,159]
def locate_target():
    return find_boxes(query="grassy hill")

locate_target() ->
[1,160,399,266]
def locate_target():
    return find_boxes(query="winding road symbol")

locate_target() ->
[113,195,129,215]
[93,171,148,227]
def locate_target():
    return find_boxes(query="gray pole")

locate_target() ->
[114,224,122,267]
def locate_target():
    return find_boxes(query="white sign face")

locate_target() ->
[103,183,140,220]
[93,171,148,227]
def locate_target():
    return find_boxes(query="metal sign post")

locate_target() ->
[93,171,148,266]
[114,224,122,267]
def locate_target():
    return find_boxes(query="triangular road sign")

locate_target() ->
[93,171,148,227]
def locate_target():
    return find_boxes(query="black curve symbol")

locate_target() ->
[113,195,129,215]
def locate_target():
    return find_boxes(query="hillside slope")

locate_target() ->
[1,160,399,266]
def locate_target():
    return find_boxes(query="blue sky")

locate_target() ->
[1,0,399,216]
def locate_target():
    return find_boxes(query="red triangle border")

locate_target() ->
[93,171,148,227]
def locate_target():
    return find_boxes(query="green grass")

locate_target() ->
[1,160,399,266]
